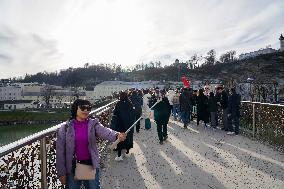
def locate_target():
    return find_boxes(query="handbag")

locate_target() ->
[74,162,96,180]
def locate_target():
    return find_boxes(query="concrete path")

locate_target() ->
[101,119,284,189]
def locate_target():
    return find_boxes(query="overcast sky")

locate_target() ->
[0,0,284,78]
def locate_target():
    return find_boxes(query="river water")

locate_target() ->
[0,124,52,146]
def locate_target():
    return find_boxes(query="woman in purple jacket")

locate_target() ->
[56,99,126,189]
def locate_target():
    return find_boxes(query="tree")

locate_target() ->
[115,65,122,73]
[205,49,216,66]
[84,63,89,68]
[155,61,162,68]
[149,61,155,68]
[188,54,202,68]
[219,50,236,63]
[42,85,54,108]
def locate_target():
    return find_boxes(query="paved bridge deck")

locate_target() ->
[101,120,284,189]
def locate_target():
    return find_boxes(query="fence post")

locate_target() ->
[252,103,255,138]
[40,137,48,189]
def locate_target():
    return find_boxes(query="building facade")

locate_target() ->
[280,34,284,52]
[239,47,277,60]
[93,81,163,100]
[0,84,22,101]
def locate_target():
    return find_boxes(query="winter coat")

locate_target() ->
[172,93,180,105]
[220,91,229,109]
[208,96,218,112]
[166,90,175,105]
[179,90,192,112]
[56,119,117,178]
[228,92,241,117]
[130,92,143,116]
[148,93,158,108]
[151,97,171,123]
[142,93,151,117]
[192,94,197,106]
[111,100,135,150]
[197,94,209,123]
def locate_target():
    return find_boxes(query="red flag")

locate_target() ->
[181,76,190,88]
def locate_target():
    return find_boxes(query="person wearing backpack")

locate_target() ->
[56,99,126,189]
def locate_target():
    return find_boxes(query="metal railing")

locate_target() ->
[240,101,284,151]
[192,101,283,151]
[0,100,117,189]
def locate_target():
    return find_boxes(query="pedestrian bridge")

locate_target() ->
[102,119,284,189]
[0,101,283,189]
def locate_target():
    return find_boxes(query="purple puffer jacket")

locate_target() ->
[56,118,118,178]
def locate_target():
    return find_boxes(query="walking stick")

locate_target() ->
[109,99,161,150]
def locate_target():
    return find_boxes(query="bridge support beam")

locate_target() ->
[40,137,47,189]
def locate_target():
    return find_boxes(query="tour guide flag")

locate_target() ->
[182,76,190,88]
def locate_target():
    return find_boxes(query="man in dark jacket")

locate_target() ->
[216,86,229,131]
[227,88,241,135]
[130,90,143,133]
[152,90,171,144]
[179,88,192,128]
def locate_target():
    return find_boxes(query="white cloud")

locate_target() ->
[0,0,283,78]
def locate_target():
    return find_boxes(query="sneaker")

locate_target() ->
[159,140,163,145]
[124,150,130,157]
[227,132,235,135]
[115,156,123,161]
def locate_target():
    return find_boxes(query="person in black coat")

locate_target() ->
[111,91,136,161]
[151,90,171,144]
[216,86,229,131]
[227,88,241,135]
[197,88,209,127]
[208,92,218,129]
[179,88,192,128]
[130,90,143,133]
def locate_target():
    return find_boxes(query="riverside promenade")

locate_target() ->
[101,119,284,189]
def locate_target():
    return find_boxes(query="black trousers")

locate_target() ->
[135,115,141,132]
[156,120,168,141]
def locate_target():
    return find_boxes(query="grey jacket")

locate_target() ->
[56,118,118,177]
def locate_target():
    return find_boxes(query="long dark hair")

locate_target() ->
[70,99,91,120]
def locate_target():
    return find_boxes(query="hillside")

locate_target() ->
[127,52,284,84]
[6,51,284,86]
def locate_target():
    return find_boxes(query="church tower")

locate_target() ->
[280,34,284,52]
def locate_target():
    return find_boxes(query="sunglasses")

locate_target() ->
[79,105,92,111]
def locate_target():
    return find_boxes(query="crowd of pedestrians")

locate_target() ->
[110,84,241,149]
[56,85,241,188]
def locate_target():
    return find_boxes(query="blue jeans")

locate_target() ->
[180,111,190,125]
[66,168,100,189]
[172,104,180,119]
